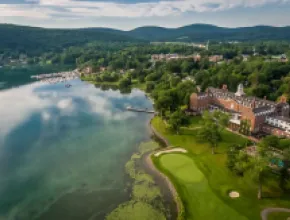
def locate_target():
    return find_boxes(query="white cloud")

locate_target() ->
[57,98,73,109]
[0,82,143,141]
[0,83,51,137]
[41,111,51,121]
[0,4,51,18]
[0,0,289,20]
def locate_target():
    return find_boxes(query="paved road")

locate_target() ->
[261,208,290,220]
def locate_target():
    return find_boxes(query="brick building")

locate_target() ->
[190,84,290,138]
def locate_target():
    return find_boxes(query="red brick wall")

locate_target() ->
[190,94,210,111]
[211,97,259,131]
[190,92,271,133]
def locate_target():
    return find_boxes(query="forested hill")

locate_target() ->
[128,24,290,42]
[0,24,140,56]
[1,23,290,56]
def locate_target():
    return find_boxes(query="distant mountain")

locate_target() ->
[0,24,140,55]
[1,23,290,55]
[126,24,290,42]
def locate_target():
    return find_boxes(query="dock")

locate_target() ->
[126,106,155,114]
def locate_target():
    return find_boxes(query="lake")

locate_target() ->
[0,79,154,219]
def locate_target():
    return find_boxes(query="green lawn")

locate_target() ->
[157,154,248,220]
[131,80,146,90]
[152,116,290,220]
[81,77,146,90]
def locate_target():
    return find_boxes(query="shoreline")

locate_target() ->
[144,118,184,220]
[144,152,181,212]
[79,80,181,219]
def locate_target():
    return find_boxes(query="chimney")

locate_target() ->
[222,84,228,91]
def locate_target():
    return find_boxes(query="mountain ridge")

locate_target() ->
[1,23,290,55]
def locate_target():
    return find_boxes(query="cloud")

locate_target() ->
[41,112,51,121]
[0,83,51,137]
[57,98,73,109]
[0,0,289,20]
[0,82,143,141]
[0,4,51,18]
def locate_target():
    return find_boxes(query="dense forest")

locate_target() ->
[1,24,290,57]
[0,24,140,57]
[129,24,290,42]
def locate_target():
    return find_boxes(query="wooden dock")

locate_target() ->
[126,106,155,114]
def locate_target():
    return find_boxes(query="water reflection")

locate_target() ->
[0,79,153,219]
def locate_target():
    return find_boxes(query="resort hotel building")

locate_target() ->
[190,84,290,138]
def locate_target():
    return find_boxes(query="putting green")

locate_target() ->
[159,154,248,220]
[160,154,204,182]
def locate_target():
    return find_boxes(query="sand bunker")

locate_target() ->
[229,191,240,198]
[154,148,188,157]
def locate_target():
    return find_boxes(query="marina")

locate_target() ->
[31,69,80,84]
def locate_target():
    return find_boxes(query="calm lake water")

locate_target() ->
[0,79,153,219]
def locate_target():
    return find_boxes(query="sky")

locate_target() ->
[0,0,290,30]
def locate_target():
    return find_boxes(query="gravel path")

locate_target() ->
[261,208,290,220]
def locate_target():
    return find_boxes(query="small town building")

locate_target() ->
[193,54,201,62]
[151,53,202,62]
[84,66,93,74]
[100,67,106,72]
[270,54,288,63]
[209,55,223,63]
[242,54,250,62]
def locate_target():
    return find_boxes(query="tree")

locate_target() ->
[198,122,221,154]
[245,138,273,200]
[280,147,290,191]
[168,110,188,134]
[146,81,155,93]
[168,111,183,134]
[155,92,172,117]
[119,77,131,88]
[248,146,270,200]
[197,111,229,154]
[239,120,251,136]
[227,145,251,176]
[259,135,279,149]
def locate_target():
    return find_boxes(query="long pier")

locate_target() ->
[126,106,155,114]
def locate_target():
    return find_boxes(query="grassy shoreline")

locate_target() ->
[80,77,146,90]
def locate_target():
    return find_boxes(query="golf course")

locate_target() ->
[151,116,290,220]
[157,153,247,220]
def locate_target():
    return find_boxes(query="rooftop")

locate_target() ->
[270,116,290,123]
